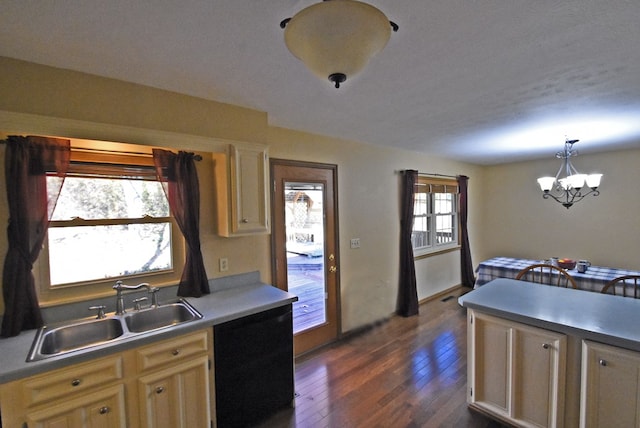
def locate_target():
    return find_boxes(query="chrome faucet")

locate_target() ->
[113,280,160,314]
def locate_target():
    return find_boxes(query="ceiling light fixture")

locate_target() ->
[536,139,603,209]
[280,0,398,89]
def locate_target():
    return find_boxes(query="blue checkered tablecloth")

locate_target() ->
[474,256,640,292]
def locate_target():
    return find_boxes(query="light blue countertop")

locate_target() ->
[459,278,640,352]
[0,272,297,384]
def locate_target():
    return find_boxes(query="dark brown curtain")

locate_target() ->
[153,149,209,297]
[457,175,475,288]
[2,136,70,337]
[397,170,419,317]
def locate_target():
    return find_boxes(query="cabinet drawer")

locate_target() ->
[26,384,127,427]
[136,330,209,372]
[22,354,124,407]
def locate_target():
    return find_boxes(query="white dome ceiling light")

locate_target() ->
[280,0,398,89]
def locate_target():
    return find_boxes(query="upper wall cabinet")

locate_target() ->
[212,143,270,237]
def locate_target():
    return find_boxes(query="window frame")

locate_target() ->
[412,176,460,259]
[35,146,185,306]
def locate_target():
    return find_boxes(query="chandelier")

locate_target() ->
[536,139,603,209]
[280,0,398,89]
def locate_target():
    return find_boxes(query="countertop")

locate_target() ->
[459,278,640,352]
[0,272,297,384]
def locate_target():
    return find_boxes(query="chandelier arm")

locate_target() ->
[567,155,580,176]
[543,187,600,209]
[554,158,566,183]
[542,191,574,209]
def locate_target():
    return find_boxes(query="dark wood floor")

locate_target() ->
[255,287,506,428]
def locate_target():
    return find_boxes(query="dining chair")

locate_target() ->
[601,275,640,298]
[515,263,578,289]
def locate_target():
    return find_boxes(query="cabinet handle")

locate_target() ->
[599,359,607,366]
[172,349,181,356]
[71,378,82,387]
[542,343,550,349]
[156,386,165,394]
[98,406,110,415]
[242,218,249,223]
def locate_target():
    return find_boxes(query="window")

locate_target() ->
[412,177,459,256]
[37,145,184,304]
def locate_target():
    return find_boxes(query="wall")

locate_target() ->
[2,57,638,334]
[0,57,483,332]
[267,127,484,329]
[477,147,640,270]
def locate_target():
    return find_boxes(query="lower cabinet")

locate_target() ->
[138,356,211,428]
[0,329,213,428]
[580,340,640,428]
[468,309,567,428]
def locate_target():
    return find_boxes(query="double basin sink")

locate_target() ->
[27,300,203,362]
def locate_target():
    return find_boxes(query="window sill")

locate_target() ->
[414,245,461,260]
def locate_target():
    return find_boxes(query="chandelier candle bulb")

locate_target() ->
[537,177,555,192]
[586,173,603,188]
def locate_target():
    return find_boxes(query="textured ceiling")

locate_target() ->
[1,0,640,165]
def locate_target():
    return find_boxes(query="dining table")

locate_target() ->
[474,256,640,292]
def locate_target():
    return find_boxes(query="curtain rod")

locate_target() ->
[1,140,203,161]
[72,146,203,161]
[418,172,458,179]
[395,170,458,179]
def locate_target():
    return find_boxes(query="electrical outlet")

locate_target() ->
[350,238,361,249]
[219,257,229,272]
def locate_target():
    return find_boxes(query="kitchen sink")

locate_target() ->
[124,301,202,333]
[27,300,203,362]
[30,318,124,358]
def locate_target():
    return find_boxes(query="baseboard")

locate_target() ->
[418,283,464,305]
[295,283,470,362]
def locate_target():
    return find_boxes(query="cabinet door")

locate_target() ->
[26,384,127,428]
[513,324,566,427]
[213,143,269,237]
[468,310,566,428]
[580,340,640,428]
[230,144,269,235]
[138,355,211,428]
[469,311,512,418]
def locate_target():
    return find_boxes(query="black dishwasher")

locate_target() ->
[214,304,294,428]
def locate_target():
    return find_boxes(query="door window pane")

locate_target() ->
[285,183,326,334]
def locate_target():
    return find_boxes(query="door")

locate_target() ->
[271,159,340,355]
